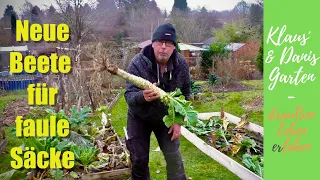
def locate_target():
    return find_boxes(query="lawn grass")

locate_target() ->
[0,79,263,179]
[193,90,263,126]
[0,90,27,116]
[192,80,264,126]
[110,93,240,180]
[240,80,263,90]
[0,90,28,178]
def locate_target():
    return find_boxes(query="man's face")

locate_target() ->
[152,40,176,65]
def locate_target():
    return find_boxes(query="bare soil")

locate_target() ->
[1,98,31,126]
[213,82,253,93]
[1,91,120,126]
[243,96,263,111]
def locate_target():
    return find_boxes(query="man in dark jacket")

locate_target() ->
[124,23,190,180]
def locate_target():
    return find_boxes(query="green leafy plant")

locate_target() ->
[69,171,80,179]
[71,145,99,173]
[242,153,263,177]
[0,169,16,180]
[45,108,68,121]
[185,120,213,136]
[24,107,47,120]
[208,74,219,86]
[184,115,263,177]
[95,105,109,119]
[24,137,60,153]
[69,105,91,127]
[185,116,222,136]
[55,139,75,152]
[66,131,94,148]
[86,122,99,137]
[215,129,231,147]
[208,74,220,95]
[115,31,124,45]
[49,169,64,180]
[231,135,258,156]
[163,89,198,127]
[239,137,258,153]
[44,106,91,132]
[201,42,230,74]
[256,38,263,74]
[190,80,202,99]
[213,22,251,43]
[200,49,214,74]
[186,115,226,136]
[107,65,198,127]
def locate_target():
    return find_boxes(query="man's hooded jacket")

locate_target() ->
[124,44,191,123]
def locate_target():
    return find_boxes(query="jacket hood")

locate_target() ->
[141,44,177,73]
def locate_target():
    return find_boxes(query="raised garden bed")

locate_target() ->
[17,105,131,180]
[0,128,7,154]
[82,168,130,180]
[81,125,131,180]
[182,110,264,180]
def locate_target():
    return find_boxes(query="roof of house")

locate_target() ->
[133,40,152,49]
[179,43,207,51]
[225,43,245,51]
[133,40,207,51]
[56,47,77,51]
[0,45,28,52]
[202,37,215,45]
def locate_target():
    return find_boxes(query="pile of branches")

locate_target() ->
[44,42,123,112]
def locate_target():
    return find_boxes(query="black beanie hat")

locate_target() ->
[152,23,177,46]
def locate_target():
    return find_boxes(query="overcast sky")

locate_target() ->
[0,0,257,16]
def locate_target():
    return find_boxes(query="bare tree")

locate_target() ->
[0,20,12,46]
[256,0,264,7]
[20,1,46,24]
[124,0,164,41]
[233,0,250,20]
[170,10,210,43]
[44,5,57,24]
[94,0,121,40]
[0,5,18,46]
[54,0,99,44]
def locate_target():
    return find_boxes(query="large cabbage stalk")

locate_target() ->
[107,65,198,127]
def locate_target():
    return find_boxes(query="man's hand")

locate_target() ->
[168,124,181,141]
[143,83,160,102]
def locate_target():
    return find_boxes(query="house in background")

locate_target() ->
[226,40,260,61]
[190,37,216,49]
[0,45,43,91]
[133,40,207,66]
[224,40,261,79]
[0,45,29,72]
[225,43,245,52]
[132,40,152,54]
[178,43,207,66]
[201,37,216,49]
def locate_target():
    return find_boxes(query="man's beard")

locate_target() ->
[157,54,169,64]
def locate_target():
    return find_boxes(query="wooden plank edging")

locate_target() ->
[181,126,262,180]
[82,168,131,180]
[225,112,263,136]
[0,138,8,154]
[87,91,122,117]
[108,91,122,111]
[197,112,264,136]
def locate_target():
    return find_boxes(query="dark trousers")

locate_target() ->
[126,115,186,180]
